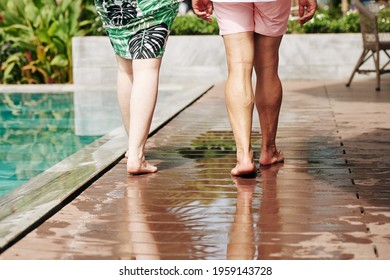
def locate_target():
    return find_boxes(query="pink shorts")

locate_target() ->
[213,0,291,36]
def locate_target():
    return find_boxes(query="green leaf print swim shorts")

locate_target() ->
[94,0,181,59]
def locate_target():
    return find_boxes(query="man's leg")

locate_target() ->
[223,32,257,176]
[254,34,284,165]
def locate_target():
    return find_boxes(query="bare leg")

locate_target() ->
[254,34,285,166]
[116,55,132,135]
[116,56,161,175]
[222,32,257,176]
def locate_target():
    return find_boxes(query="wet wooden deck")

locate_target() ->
[1,79,390,260]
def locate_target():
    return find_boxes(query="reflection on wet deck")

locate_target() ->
[1,79,390,260]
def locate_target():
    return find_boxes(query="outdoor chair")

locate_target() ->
[346,0,390,91]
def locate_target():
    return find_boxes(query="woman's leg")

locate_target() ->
[116,56,162,175]
[222,32,257,176]
[253,34,284,165]
[116,55,133,135]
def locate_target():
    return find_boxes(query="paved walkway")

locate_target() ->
[1,78,390,260]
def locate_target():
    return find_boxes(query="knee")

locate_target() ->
[254,65,280,84]
[227,63,254,89]
[228,58,253,73]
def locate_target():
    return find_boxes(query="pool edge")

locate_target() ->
[0,83,214,253]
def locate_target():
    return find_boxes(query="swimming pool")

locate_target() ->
[0,91,121,197]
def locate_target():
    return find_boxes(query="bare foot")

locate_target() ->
[127,159,157,175]
[125,151,128,158]
[259,149,284,166]
[231,153,257,177]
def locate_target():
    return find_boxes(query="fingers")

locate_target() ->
[192,0,213,23]
[298,10,315,25]
[193,10,212,22]
[192,11,213,23]
[206,2,213,15]
[298,0,317,25]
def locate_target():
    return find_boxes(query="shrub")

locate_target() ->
[0,0,99,84]
[287,8,389,34]
[378,8,390,32]
[288,9,360,33]
[171,15,219,35]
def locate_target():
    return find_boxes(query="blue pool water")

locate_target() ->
[0,92,120,197]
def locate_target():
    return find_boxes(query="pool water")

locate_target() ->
[0,92,113,197]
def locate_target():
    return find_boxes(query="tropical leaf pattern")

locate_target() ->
[107,1,137,26]
[94,0,180,59]
[138,0,178,16]
[94,0,181,29]
[128,23,169,59]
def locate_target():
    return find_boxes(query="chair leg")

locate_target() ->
[346,49,369,87]
[374,50,381,91]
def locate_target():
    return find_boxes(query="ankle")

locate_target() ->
[236,148,254,162]
[261,144,277,153]
[236,145,253,155]
[127,148,145,161]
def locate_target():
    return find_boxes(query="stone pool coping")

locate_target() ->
[0,82,213,253]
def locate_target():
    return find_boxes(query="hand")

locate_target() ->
[192,0,213,23]
[298,0,317,25]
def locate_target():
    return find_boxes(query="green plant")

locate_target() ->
[337,10,360,33]
[288,7,389,34]
[378,8,390,32]
[171,15,219,35]
[288,9,352,33]
[0,0,96,84]
[79,0,105,36]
